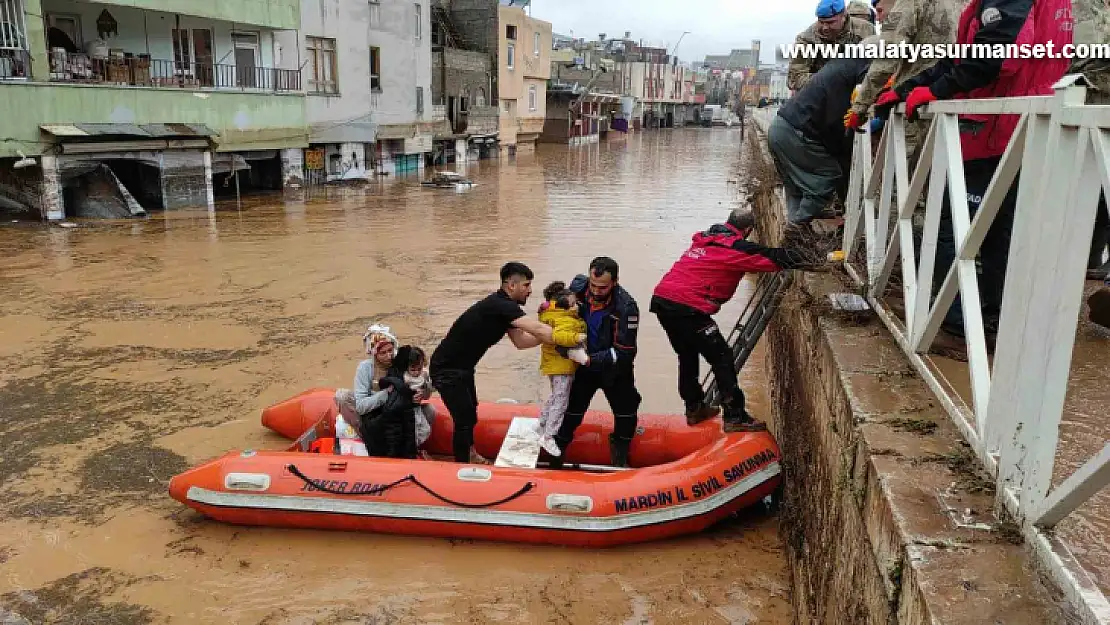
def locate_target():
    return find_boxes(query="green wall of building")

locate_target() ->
[85,0,300,29]
[0,83,307,157]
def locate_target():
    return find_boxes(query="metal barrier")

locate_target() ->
[839,75,1110,623]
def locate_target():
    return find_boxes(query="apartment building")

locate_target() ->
[0,0,307,219]
[436,0,550,157]
[298,0,440,181]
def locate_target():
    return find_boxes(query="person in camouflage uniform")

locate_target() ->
[845,0,967,169]
[1071,0,1110,279]
[848,0,876,23]
[788,0,876,91]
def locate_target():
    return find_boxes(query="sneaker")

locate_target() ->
[468,448,492,465]
[685,402,721,426]
[540,435,562,458]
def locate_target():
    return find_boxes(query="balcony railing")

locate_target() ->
[830,76,1110,623]
[0,48,30,79]
[47,52,301,92]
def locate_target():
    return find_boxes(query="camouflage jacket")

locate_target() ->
[848,0,874,21]
[1070,0,1110,103]
[787,17,876,91]
[852,0,968,115]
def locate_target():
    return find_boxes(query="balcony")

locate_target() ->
[0,48,30,79]
[0,0,303,92]
[46,51,300,92]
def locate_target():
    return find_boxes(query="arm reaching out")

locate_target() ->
[508,316,555,348]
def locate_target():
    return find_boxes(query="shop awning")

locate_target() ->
[41,123,218,139]
[376,123,417,141]
[581,93,622,104]
[40,123,217,154]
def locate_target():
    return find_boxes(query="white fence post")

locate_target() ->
[987,82,1093,520]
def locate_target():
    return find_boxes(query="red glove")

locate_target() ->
[844,110,864,131]
[872,89,902,119]
[905,87,937,121]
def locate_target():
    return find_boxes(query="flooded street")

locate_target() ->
[0,128,792,624]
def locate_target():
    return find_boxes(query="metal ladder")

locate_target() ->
[701,271,794,406]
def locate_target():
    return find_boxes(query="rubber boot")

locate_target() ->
[721,398,767,433]
[609,433,632,468]
[685,401,720,426]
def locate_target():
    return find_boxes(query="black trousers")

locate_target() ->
[430,367,478,462]
[361,409,416,459]
[935,156,1018,335]
[1090,192,1109,270]
[655,310,744,414]
[553,368,641,449]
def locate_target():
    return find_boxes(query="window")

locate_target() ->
[474,87,486,107]
[506,25,517,40]
[414,3,421,40]
[172,28,214,85]
[506,43,514,70]
[368,0,380,28]
[528,85,536,111]
[369,46,381,91]
[307,36,338,94]
[533,31,540,56]
[416,86,424,116]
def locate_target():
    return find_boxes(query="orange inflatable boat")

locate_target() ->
[168,389,783,547]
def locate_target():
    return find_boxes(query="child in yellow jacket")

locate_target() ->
[536,281,587,457]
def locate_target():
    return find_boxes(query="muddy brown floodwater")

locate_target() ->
[0,129,792,624]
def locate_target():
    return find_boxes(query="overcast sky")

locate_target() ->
[529,0,821,65]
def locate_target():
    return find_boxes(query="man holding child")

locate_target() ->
[430,262,556,464]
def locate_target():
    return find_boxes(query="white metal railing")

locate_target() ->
[840,75,1110,623]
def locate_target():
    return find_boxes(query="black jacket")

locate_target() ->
[363,374,418,459]
[778,56,873,159]
[569,274,639,382]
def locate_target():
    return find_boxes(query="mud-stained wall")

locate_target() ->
[743,115,1071,625]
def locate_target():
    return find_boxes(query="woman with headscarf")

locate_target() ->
[335,324,436,454]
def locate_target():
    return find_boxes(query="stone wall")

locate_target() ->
[744,113,1073,624]
[159,151,210,210]
[432,47,492,105]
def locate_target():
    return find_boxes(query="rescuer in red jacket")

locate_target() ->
[872,0,1073,358]
[650,209,817,432]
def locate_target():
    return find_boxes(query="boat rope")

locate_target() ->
[285,464,536,509]
[407,474,535,509]
[286,465,409,496]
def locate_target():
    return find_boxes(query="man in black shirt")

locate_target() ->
[430,262,555,464]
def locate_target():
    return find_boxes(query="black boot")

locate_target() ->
[721,397,767,433]
[609,433,632,468]
[685,401,720,426]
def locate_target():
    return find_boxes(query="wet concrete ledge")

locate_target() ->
[744,117,1074,624]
